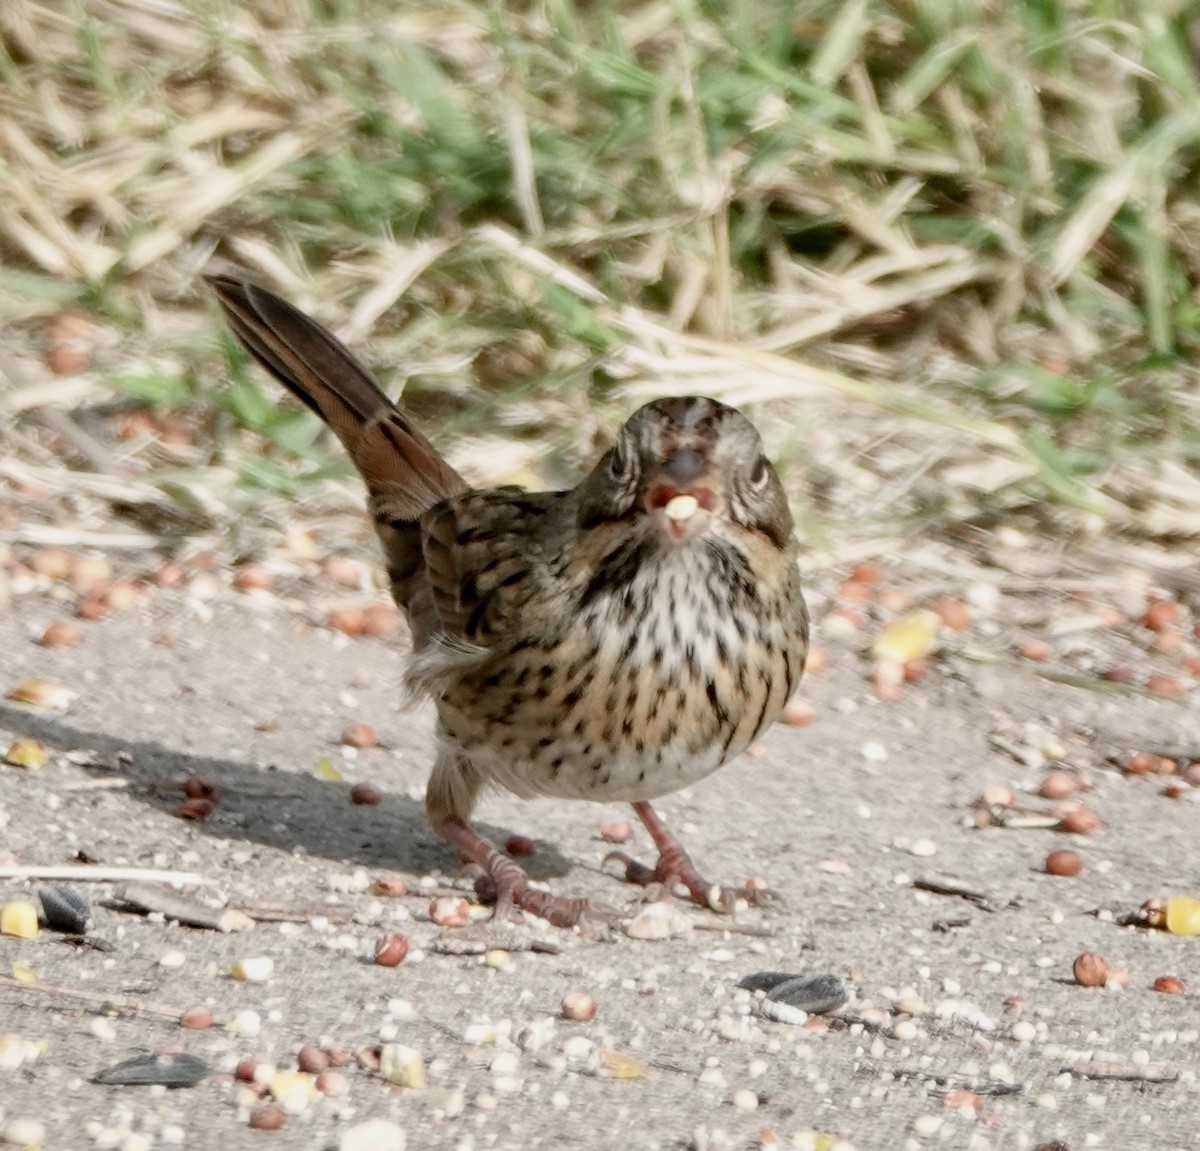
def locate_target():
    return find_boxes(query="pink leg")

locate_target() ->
[605,801,774,913]
[435,816,600,928]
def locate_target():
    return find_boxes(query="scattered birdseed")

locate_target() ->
[912,1114,942,1137]
[231,956,274,983]
[379,1044,426,1089]
[741,972,849,1021]
[92,1052,209,1088]
[626,902,692,939]
[0,1036,42,1071]
[0,901,38,939]
[85,1018,115,1044]
[37,885,90,933]
[1,1119,46,1147]
[228,1010,262,1038]
[269,1070,319,1113]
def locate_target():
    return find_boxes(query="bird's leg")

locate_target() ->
[427,747,607,928]
[433,815,597,927]
[605,800,775,913]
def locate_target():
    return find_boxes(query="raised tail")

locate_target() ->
[207,274,469,609]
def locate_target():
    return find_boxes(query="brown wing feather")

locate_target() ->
[420,489,564,647]
[207,274,469,612]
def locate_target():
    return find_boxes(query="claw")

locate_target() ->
[612,800,778,916]
[601,849,657,887]
[471,866,598,928]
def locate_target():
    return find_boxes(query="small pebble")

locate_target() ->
[1011,1020,1037,1043]
[732,1088,759,1112]
[907,838,937,858]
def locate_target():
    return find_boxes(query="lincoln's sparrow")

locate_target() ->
[209,275,809,926]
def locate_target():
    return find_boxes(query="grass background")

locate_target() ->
[2,0,1199,561]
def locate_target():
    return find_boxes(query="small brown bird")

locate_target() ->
[208,274,809,926]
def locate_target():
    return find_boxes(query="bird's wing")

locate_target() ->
[418,488,569,648]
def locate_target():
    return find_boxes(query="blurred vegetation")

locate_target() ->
[1,0,1198,548]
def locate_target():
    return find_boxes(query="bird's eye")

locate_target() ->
[748,455,770,488]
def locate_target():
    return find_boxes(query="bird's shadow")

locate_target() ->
[0,702,573,883]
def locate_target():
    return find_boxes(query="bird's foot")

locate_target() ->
[602,848,775,912]
[437,817,614,928]
[605,801,778,914]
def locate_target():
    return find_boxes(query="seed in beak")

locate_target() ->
[664,493,699,522]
